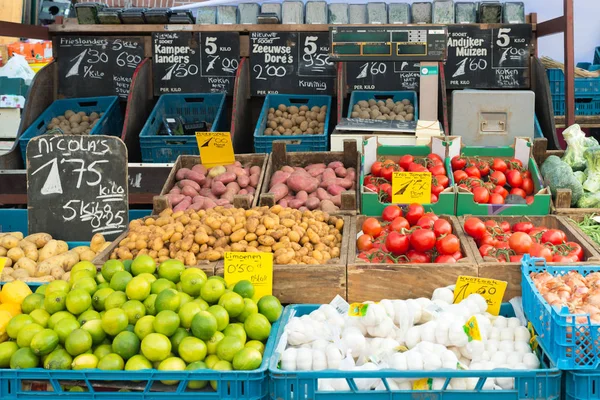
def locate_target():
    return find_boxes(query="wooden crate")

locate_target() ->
[347,215,478,303]
[458,215,600,300]
[153,153,268,214]
[92,217,216,277]
[258,140,360,215]
[215,216,350,304]
[562,214,600,256]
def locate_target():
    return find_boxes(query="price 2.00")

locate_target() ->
[253,64,287,80]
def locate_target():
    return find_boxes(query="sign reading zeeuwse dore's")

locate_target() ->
[26,135,129,241]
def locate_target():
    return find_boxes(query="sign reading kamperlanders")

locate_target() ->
[391,171,432,204]
[224,252,273,300]
[195,131,234,168]
[453,275,507,315]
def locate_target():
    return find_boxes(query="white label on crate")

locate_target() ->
[330,295,350,315]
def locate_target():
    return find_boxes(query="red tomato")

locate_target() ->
[435,255,456,263]
[454,170,469,183]
[430,193,438,203]
[492,158,508,173]
[385,231,410,255]
[430,158,444,167]
[485,220,498,228]
[566,242,584,261]
[552,254,579,262]
[428,153,443,162]
[464,217,486,239]
[407,249,431,263]
[365,184,378,192]
[432,184,445,197]
[409,163,428,172]
[405,204,425,226]
[509,158,524,169]
[473,187,490,204]
[371,161,383,177]
[399,155,414,171]
[496,241,511,250]
[410,229,437,252]
[451,155,467,171]
[509,232,533,254]
[479,244,494,257]
[526,196,534,205]
[529,243,553,262]
[465,166,481,178]
[490,193,504,204]
[452,251,463,260]
[521,178,534,195]
[522,170,532,179]
[489,171,507,187]
[429,165,446,176]
[510,255,524,262]
[510,188,527,199]
[541,229,567,245]
[390,217,410,232]
[477,161,490,177]
[382,205,402,222]
[381,165,396,182]
[480,233,498,247]
[416,215,437,229]
[506,170,523,188]
[512,222,533,234]
[492,185,509,199]
[436,234,460,255]
[433,219,452,237]
[435,175,450,188]
[356,235,374,251]
[380,183,392,200]
[500,221,511,232]
[362,217,383,238]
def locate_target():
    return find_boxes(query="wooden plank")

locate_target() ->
[0,22,48,41]
[152,153,268,214]
[555,115,600,128]
[258,141,360,215]
[348,215,478,302]
[0,1,24,44]
[122,58,153,162]
[458,215,600,300]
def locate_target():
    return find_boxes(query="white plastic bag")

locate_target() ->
[0,54,35,85]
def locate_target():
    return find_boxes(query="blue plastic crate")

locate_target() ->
[0,316,280,399]
[565,370,600,400]
[534,115,543,139]
[18,96,123,163]
[521,255,600,370]
[139,93,228,163]
[347,90,419,120]
[253,94,331,153]
[546,67,600,116]
[269,304,561,400]
[595,47,600,65]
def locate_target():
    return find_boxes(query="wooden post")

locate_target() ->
[563,0,575,127]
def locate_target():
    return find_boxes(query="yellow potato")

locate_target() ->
[18,240,38,261]
[79,250,96,262]
[7,247,25,263]
[36,250,79,277]
[90,233,106,253]
[0,235,19,250]
[24,233,52,249]
[15,258,37,277]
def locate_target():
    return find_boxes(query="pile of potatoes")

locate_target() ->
[263,104,327,136]
[350,98,415,121]
[167,161,262,211]
[0,233,110,282]
[268,161,356,213]
[46,110,104,135]
[110,206,344,265]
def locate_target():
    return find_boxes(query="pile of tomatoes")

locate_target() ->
[356,204,463,264]
[463,217,585,263]
[364,154,450,204]
[452,155,535,205]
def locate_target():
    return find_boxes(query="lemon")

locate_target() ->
[0,280,32,304]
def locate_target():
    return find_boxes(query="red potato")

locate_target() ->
[322,168,336,182]
[330,194,341,206]
[346,168,356,183]
[270,171,291,188]
[233,167,247,177]
[221,191,235,203]
[193,195,204,204]
[176,168,191,181]
[305,197,320,210]
[170,187,181,195]
[246,186,256,194]
[334,167,347,178]
[188,202,204,211]
[328,185,345,196]
[203,198,216,209]
[288,199,305,208]
[296,191,309,202]
[215,198,231,206]
[250,166,261,175]
[306,163,326,171]
[278,199,289,207]
[214,172,237,184]
[184,170,206,185]
[287,171,319,193]
[249,173,260,187]
[238,175,250,188]
[299,207,308,212]
[271,183,289,202]
[234,161,242,167]
[192,164,207,176]
[281,166,295,173]
[226,182,241,192]
[166,194,186,206]
[203,177,212,188]
[321,178,353,190]
[239,189,248,195]
[320,199,338,213]
[244,166,251,176]
[178,179,201,192]
[316,188,330,201]
[308,192,317,198]
[173,197,192,212]
[283,194,295,201]
[328,161,343,169]
[211,181,227,196]
[199,188,217,199]
[308,167,325,177]
[181,186,199,197]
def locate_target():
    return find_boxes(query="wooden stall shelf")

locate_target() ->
[215,216,350,304]
[152,153,268,215]
[562,214,600,255]
[258,140,360,215]
[347,215,478,303]
[459,215,600,300]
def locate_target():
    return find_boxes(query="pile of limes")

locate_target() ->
[0,255,283,390]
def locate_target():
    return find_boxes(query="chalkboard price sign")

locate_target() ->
[445,24,531,89]
[27,135,129,241]
[57,36,144,99]
[346,61,420,91]
[153,32,240,95]
[250,32,335,96]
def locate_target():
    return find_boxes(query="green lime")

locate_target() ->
[92,287,114,311]
[71,261,97,275]
[158,357,186,385]
[120,300,146,325]
[169,327,189,355]
[70,269,96,283]
[77,310,101,325]
[238,298,259,323]
[200,279,226,304]
[158,259,185,283]
[35,285,47,295]
[16,323,44,348]
[71,277,98,296]
[112,331,140,360]
[178,336,207,363]
[207,331,225,355]
[223,323,247,344]
[48,311,75,330]
[191,311,217,341]
[180,272,206,296]
[181,267,208,282]
[72,353,99,370]
[66,289,92,315]
[98,353,124,371]
[151,278,176,295]
[205,354,220,369]
[30,309,50,327]
[101,309,129,336]
[45,280,70,296]
[178,292,192,308]
[134,315,155,340]
[126,276,152,301]
[136,273,157,284]
[93,344,113,360]
[155,289,180,313]
[233,280,255,299]
[44,291,67,314]
[218,292,245,318]
[21,293,45,314]
[178,302,204,329]
[44,347,73,370]
[232,347,262,370]
[95,272,107,285]
[96,282,109,291]
[81,319,107,345]
[209,276,227,285]
[210,360,233,390]
[105,291,127,310]
[66,329,93,356]
[0,341,20,368]
[216,336,244,362]
[101,260,125,282]
[131,255,156,276]
[143,294,157,316]
[257,295,283,323]
[244,313,271,341]
[208,305,229,331]
[7,314,34,339]
[153,310,180,336]
[125,354,152,371]
[123,260,133,273]
[245,340,265,355]
[110,271,133,292]
[54,318,81,344]
[31,328,59,356]
[193,298,210,310]
[186,361,208,389]
[10,347,40,369]
[141,333,171,362]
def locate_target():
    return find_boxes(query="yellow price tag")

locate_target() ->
[391,171,432,204]
[413,378,432,390]
[224,252,273,300]
[196,132,235,168]
[453,275,507,315]
[0,257,6,276]
[463,315,482,341]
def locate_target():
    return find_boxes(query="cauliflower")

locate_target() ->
[562,124,599,171]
